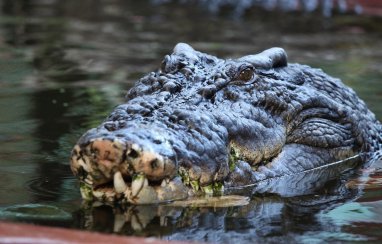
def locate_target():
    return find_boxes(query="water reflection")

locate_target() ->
[74,163,367,243]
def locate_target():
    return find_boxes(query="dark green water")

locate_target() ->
[0,0,382,243]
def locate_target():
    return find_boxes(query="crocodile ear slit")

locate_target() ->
[238,47,288,69]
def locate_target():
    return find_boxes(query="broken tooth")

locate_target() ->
[131,173,146,197]
[114,171,127,193]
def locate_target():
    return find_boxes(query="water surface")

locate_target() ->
[0,0,382,243]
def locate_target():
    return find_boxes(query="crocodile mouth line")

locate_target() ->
[73,141,267,205]
[72,137,232,204]
[72,136,284,205]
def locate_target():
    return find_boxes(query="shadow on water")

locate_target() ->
[0,0,382,243]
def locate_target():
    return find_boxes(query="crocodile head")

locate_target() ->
[70,43,381,204]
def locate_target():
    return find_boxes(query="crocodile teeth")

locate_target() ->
[161,178,170,187]
[161,179,167,187]
[131,174,148,197]
[114,171,127,193]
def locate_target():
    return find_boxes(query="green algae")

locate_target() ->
[179,167,224,195]
[80,182,93,201]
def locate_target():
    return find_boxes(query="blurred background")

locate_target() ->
[0,0,381,243]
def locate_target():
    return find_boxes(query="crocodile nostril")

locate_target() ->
[128,148,139,158]
[150,158,160,170]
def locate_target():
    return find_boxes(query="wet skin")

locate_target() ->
[70,43,382,204]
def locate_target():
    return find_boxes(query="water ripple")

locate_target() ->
[26,175,80,202]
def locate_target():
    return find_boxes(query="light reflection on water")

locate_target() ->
[0,0,381,243]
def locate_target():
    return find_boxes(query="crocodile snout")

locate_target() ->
[70,132,189,204]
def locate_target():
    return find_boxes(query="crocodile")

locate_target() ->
[70,43,382,204]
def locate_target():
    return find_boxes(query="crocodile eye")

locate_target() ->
[238,67,254,82]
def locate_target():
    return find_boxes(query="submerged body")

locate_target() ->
[70,43,382,204]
